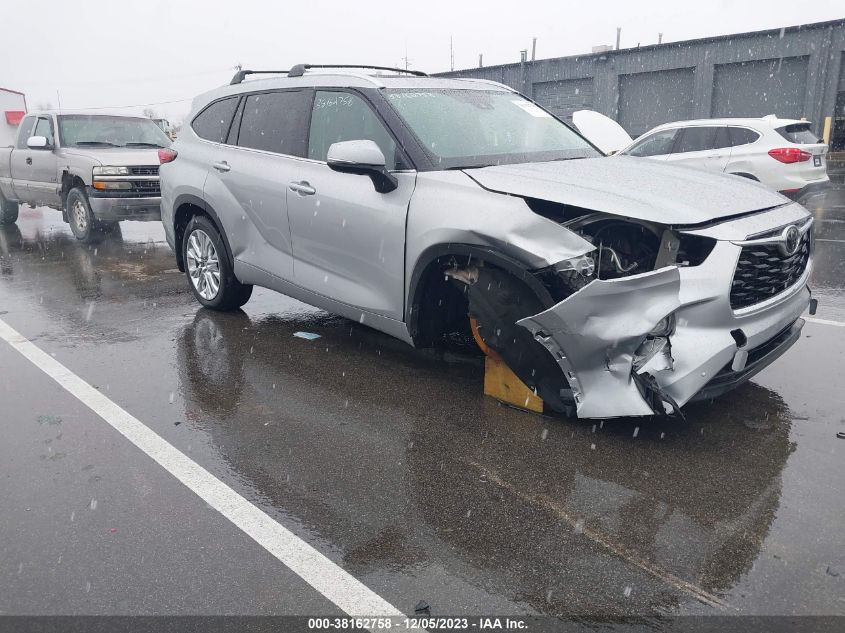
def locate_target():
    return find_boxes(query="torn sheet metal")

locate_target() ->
[516,267,682,419]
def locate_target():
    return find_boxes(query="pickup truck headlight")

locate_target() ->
[93,166,129,176]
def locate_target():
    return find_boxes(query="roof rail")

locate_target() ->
[287,64,428,78]
[230,69,290,85]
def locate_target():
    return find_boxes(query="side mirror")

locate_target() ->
[326,140,398,193]
[26,136,50,149]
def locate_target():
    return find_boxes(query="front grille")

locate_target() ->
[730,227,811,309]
[130,166,159,176]
[129,180,161,196]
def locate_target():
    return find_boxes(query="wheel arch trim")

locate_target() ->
[173,194,234,273]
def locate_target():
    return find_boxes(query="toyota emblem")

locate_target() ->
[779,225,801,256]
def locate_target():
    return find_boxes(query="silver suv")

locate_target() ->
[160,64,814,420]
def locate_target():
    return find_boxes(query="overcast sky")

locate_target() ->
[1,0,842,124]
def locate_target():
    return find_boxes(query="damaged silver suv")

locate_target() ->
[160,64,814,419]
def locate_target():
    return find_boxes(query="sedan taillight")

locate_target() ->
[768,147,811,164]
[158,148,178,164]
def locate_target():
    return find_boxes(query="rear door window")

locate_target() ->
[728,127,760,147]
[192,97,239,144]
[624,129,677,157]
[236,90,311,156]
[308,90,400,169]
[775,123,820,144]
[674,127,716,153]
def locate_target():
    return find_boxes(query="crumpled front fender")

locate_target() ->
[516,267,681,419]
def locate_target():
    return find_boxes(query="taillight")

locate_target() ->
[158,148,178,164]
[768,147,811,164]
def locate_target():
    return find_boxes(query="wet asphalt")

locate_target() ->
[0,187,844,618]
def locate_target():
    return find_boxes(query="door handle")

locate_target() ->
[25,157,32,165]
[289,181,316,196]
[212,161,231,172]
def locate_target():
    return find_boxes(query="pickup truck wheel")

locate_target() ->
[183,215,252,311]
[0,195,19,225]
[66,188,100,243]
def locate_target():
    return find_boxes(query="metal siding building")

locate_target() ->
[438,19,845,148]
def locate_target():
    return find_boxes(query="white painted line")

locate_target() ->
[0,317,404,619]
[805,316,845,328]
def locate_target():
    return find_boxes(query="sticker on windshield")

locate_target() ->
[512,100,552,118]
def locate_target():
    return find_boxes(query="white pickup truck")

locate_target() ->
[0,110,171,241]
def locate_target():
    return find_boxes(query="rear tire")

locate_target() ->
[0,193,19,225]
[66,188,101,243]
[182,215,252,311]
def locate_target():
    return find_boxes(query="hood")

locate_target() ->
[61,147,161,166]
[572,110,633,155]
[464,156,788,225]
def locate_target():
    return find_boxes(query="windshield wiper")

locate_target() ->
[125,142,167,148]
[73,141,120,147]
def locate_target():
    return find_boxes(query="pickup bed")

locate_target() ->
[0,110,170,241]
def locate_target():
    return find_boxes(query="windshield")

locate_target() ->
[58,115,172,148]
[384,88,599,168]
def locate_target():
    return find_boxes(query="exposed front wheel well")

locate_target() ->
[409,249,572,412]
[408,247,553,349]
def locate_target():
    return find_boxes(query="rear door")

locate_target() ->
[200,91,311,281]
[286,89,414,320]
[665,125,731,172]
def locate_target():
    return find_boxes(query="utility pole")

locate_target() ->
[616,27,621,50]
[450,36,454,71]
[401,41,412,71]
[531,37,537,62]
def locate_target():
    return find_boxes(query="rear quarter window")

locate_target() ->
[775,123,820,144]
[191,97,239,143]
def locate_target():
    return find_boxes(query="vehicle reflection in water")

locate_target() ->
[804,186,845,321]
[177,308,795,615]
[0,221,186,345]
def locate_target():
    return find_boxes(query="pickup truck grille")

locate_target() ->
[730,228,811,310]
[130,166,159,176]
[130,180,161,196]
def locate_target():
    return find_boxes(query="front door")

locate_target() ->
[26,116,61,207]
[287,90,415,320]
[8,116,35,202]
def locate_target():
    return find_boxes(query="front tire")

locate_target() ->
[0,193,19,225]
[66,188,100,243]
[182,215,252,311]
